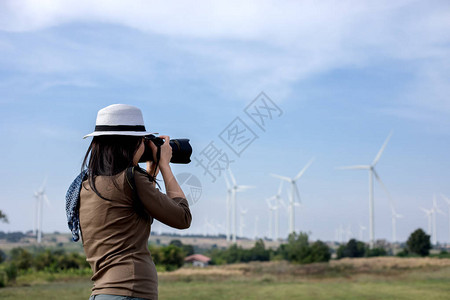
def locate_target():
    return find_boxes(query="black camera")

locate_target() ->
[139,134,192,164]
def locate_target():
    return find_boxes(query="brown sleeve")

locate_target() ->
[134,169,192,229]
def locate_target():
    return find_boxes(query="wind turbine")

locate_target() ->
[345,225,353,241]
[431,195,445,245]
[420,207,433,234]
[271,158,314,235]
[33,177,50,244]
[203,218,217,236]
[215,223,225,237]
[337,132,393,248]
[339,224,346,243]
[441,194,450,244]
[266,198,276,239]
[239,208,248,238]
[390,205,403,243]
[228,168,254,243]
[359,224,366,241]
[224,176,232,242]
[267,180,284,241]
[253,216,259,240]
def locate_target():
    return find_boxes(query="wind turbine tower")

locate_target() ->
[441,194,450,244]
[33,178,50,244]
[420,207,433,234]
[432,195,444,245]
[359,224,366,241]
[266,198,275,239]
[338,132,393,248]
[254,216,259,240]
[224,176,232,242]
[390,205,403,243]
[271,158,314,235]
[239,209,248,238]
[267,180,284,241]
[228,168,254,243]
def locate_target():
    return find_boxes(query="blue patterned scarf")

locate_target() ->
[65,170,88,242]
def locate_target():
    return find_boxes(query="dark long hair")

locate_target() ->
[82,135,143,199]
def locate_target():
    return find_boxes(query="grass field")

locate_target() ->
[1,257,449,300]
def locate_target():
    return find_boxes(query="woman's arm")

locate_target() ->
[136,135,190,229]
[148,135,186,199]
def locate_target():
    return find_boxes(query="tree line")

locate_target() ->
[0,227,445,287]
[0,241,193,287]
[207,232,331,265]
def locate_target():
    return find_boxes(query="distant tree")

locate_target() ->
[161,244,185,270]
[5,232,25,243]
[407,228,431,256]
[181,244,194,256]
[10,248,33,270]
[0,249,6,263]
[250,239,270,261]
[0,210,8,224]
[282,232,311,263]
[169,239,183,247]
[224,244,243,263]
[149,245,163,265]
[309,241,331,262]
[366,247,387,257]
[337,239,367,259]
[169,239,194,256]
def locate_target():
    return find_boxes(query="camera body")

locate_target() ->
[139,134,192,164]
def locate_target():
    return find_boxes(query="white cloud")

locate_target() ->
[1,0,449,106]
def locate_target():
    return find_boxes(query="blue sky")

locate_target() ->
[1,0,450,244]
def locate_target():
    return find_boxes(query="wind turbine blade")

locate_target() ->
[267,195,277,201]
[43,194,51,207]
[373,169,393,205]
[271,174,291,182]
[440,193,450,205]
[435,208,445,215]
[228,168,237,186]
[40,176,48,193]
[236,185,255,192]
[372,131,393,166]
[277,180,284,196]
[420,207,431,215]
[294,157,315,181]
[432,196,444,214]
[336,165,370,170]
[224,175,231,189]
[434,206,445,215]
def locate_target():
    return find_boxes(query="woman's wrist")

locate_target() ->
[159,163,171,175]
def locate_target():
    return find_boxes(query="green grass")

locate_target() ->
[0,260,449,300]
[0,280,91,300]
[157,266,450,300]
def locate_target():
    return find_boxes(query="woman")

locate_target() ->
[77,104,191,300]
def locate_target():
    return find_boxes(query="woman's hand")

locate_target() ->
[146,135,172,175]
[158,135,173,166]
[146,139,160,177]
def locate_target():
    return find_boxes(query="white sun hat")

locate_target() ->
[83,104,157,138]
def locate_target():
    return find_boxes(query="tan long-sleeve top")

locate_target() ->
[79,168,191,300]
